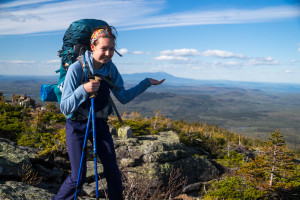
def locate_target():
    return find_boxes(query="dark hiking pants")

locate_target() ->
[53,118,123,200]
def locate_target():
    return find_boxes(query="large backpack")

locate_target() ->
[40,19,123,123]
[40,19,108,103]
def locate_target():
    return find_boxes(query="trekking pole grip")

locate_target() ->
[89,76,101,98]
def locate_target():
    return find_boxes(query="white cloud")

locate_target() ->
[0,0,53,9]
[45,59,60,64]
[0,60,35,64]
[154,55,189,61]
[160,48,200,56]
[285,69,292,73]
[209,60,242,68]
[119,5,300,31]
[0,0,299,35]
[118,48,129,54]
[201,50,245,59]
[0,0,164,35]
[247,56,279,65]
[155,48,280,67]
[132,51,144,55]
[117,48,145,55]
[290,59,300,64]
[298,47,300,52]
[0,60,58,75]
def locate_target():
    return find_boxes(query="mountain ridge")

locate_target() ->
[1,72,300,93]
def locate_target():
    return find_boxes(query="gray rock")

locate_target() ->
[158,156,219,183]
[86,161,104,182]
[117,126,133,139]
[142,150,188,163]
[34,164,64,183]
[114,131,219,186]
[82,179,108,198]
[183,182,203,193]
[120,158,137,167]
[0,181,54,200]
[0,138,31,177]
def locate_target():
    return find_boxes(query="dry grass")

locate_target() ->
[18,163,42,186]
[122,167,188,200]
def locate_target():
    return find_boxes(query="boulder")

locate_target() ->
[0,138,65,186]
[86,161,104,182]
[117,126,133,139]
[0,181,54,200]
[0,138,31,178]
[114,131,220,185]
[82,179,108,198]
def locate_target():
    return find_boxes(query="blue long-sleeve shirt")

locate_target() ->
[60,50,151,119]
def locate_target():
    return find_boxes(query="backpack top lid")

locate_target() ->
[63,19,109,48]
[59,19,109,67]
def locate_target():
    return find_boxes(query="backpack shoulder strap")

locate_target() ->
[76,54,123,123]
[77,55,91,83]
[78,56,120,90]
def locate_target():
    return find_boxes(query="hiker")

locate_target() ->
[52,25,165,200]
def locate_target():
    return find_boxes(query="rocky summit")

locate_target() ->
[0,130,220,199]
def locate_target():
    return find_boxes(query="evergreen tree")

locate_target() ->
[0,91,4,102]
[238,129,297,198]
[266,129,293,187]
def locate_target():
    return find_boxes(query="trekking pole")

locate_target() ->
[108,96,124,124]
[90,76,101,200]
[74,76,101,200]
[74,107,92,200]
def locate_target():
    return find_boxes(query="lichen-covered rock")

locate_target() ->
[120,158,137,167]
[158,156,219,183]
[82,179,107,198]
[0,181,54,200]
[86,161,104,181]
[117,126,133,139]
[0,138,31,177]
[114,131,219,185]
[33,164,64,183]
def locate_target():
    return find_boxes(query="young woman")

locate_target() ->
[53,26,165,200]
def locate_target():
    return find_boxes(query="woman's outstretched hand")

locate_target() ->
[149,78,165,85]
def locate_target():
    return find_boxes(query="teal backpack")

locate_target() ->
[40,19,108,103]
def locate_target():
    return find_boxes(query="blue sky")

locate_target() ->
[0,0,300,83]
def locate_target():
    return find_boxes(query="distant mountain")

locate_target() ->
[1,72,300,95]
[122,72,199,85]
[121,72,300,93]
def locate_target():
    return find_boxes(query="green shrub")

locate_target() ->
[17,132,54,149]
[39,128,66,156]
[112,118,159,136]
[0,102,29,141]
[221,150,245,167]
[17,128,67,156]
[205,176,265,199]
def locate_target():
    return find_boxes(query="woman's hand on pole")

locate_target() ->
[149,78,165,85]
[83,81,100,94]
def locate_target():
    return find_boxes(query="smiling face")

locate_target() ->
[91,37,115,70]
